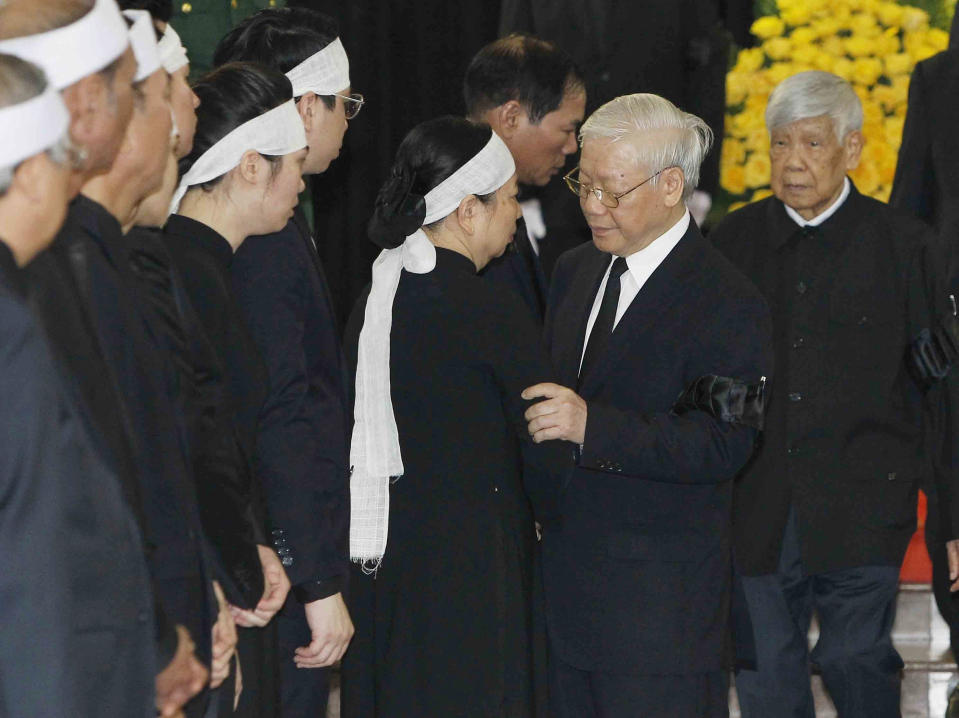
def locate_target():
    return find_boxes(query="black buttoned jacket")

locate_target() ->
[712,184,959,576]
[541,222,772,675]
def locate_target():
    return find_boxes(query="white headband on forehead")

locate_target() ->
[123,10,162,83]
[0,0,128,91]
[169,99,307,214]
[0,85,70,167]
[158,23,189,74]
[349,131,515,570]
[285,37,350,97]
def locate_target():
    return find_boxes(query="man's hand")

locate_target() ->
[522,383,587,444]
[232,545,291,628]
[293,592,354,669]
[947,539,959,592]
[155,625,208,717]
[210,581,238,689]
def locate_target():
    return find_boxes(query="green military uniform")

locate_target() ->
[171,0,285,77]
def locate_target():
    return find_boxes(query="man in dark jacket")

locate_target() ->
[464,34,585,322]
[524,92,772,718]
[0,52,157,718]
[213,8,355,715]
[711,70,959,717]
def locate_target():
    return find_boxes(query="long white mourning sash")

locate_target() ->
[0,85,70,167]
[350,131,515,570]
[158,23,189,74]
[124,10,161,82]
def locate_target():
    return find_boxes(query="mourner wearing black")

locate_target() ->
[212,11,356,715]
[711,71,959,717]
[464,34,585,321]
[525,93,772,718]
[0,53,155,718]
[341,117,574,718]
[164,61,311,714]
[0,1,209,714]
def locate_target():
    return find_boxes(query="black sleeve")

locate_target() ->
[232,237,348,601]
[890,62,936,224]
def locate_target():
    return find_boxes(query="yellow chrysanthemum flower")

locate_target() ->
[751,16,786,39]
[744,153,772,189]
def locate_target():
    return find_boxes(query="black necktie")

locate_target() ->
[579,257,628,386]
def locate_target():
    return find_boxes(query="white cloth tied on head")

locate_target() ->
[0,0,128,90]
[285,37,350,97]
[169,99,307,214]
[349,131,515,569]
[158,23,189,74]
[0,85,70,168]
[124,10,162,83]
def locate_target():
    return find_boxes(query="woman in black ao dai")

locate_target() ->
[341,117,574,718]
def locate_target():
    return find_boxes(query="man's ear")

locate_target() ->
[236,149,263,185]
[494,100,526,140]
[297,92,317,133]
[660,166,686,209]
[455,194,480,234]
[843,129,864,171]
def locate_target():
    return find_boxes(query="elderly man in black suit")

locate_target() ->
[711,70,959,717]
[464,34,586,322]
[523,93,772,718]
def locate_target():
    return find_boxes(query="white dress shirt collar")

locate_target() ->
[580,210,691,369]
[784,177,850,228]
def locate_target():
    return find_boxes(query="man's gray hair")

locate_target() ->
[765,70,863,140]
[579,93,713,200]
[0,54,73,195]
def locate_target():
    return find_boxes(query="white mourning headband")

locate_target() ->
[285,37,350,97]
[349,131,516,570]
[0,0,129,91]
[170,98,307,214]
[158,23,189,74]
[0,84,70,167]
[123,10,162,83]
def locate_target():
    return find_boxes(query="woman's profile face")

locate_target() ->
[258,147,308,233]
[473,173,521,270]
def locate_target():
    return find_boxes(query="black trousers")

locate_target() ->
[549,652,728,718]
[277,597,331,718]
[735,508,902,718]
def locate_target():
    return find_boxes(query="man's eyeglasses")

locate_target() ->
[564,167,667,208]
[334,92,364,120]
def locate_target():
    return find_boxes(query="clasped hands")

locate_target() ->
[522,383,587,445]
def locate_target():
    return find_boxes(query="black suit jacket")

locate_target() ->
[231,208,351,601]
[891,48,959,276]
[481,219,548,322]
[499,0,728,195]
[541,223,772,674]
[0,243,154,717]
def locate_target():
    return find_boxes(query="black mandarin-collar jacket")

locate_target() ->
[712,182,959,576]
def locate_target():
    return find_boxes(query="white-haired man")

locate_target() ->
[711,70,959,716]
[523,93,772,717]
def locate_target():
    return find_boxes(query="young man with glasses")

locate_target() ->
[523,92,772,718]
[212,8,359,718]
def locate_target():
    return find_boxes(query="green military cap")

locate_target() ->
[172,0,285,78]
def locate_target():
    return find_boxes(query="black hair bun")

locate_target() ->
[367,167,426,249]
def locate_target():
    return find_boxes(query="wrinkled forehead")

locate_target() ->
[580,129,673,178]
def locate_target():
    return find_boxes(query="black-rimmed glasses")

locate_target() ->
[564,167,667,208]
[334,92,364,120]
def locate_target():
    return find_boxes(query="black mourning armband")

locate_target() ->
[909,296,959,390]
[671,374,766,431]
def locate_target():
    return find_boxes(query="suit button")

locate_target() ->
[788,392,802,402]
[281,556,293,567]
[277,547,291,556]
[493,486,499,493]
[792,337,804,349]
[787,446,800,456]
[272,529,285,537]
[796,281,807,295]
[181,2,192,12]
[888,472,897,481]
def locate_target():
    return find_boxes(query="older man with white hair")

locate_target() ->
[523,93,772,718]
[711,70,959,717]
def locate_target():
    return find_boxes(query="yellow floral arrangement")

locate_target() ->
[721,0,952,211]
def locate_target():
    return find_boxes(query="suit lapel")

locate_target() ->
[292,207,339,320]
[577,226,701,397]
[555,248,611,387]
